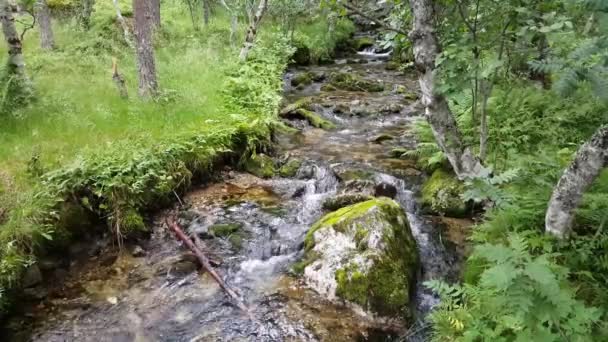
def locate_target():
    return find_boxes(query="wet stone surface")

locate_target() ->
[4,44,466,342]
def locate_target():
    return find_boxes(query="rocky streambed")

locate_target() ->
[3,41,470,342]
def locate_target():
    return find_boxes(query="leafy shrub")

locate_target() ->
[427,234,601,341]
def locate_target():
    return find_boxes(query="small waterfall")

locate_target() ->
[357,46,392,59]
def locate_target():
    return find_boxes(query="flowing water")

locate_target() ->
[4,43,465,342]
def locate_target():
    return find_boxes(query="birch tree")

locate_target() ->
[407,0,485,180]
[1,0,27,78]
[546,126,608,238]
[35,0,54,50]
[133,0,158,98]
[239,0,268,61]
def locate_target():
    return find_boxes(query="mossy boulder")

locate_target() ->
[385,61,400,71]
[389,148,409,158]
[354,36,375,51]
[292,43,311,65]
[322,194,373,211]
[320,84,337,92]
[328,72,384,92]
[209,223,242,237]
[279,158,303,177]
[291,72,313,87]
[302,198,419,317]
[295,109,336,130]
[244,153,276,178]
[421,169,467,217]
[280,97,313,116]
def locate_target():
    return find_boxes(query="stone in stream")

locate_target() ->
[244,153,276,178]
[421,169,467,217]
[279,158,303,178]
[291,72,313,87]
[301,198,419,317]
[327,72,384,92]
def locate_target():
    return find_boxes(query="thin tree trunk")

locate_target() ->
[239,0,268,61]
[133,0,158,98]
[112,0,133,48]
[35,0,54,50]
[202,0,210,26]
[219,0,237,46]
[79,0,95,30]
[408,0,485,179]
[150,0,161,28]
[546,125,608,238]
[0,0,26,77]
[479,80,490,161]
[186,0,197,30]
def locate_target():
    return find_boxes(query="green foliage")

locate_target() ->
[427,234,601,341]
[462,168,519,208]
[404,119,447,170]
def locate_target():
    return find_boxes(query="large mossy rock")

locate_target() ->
[421,169,467,217]
[244,153,276,178]
[354,36,375,51]
[302,197,419,317]
[327,72,384,92]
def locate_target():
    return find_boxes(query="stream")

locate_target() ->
[3,39,465,342]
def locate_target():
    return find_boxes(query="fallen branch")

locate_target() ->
[165,218,250,313]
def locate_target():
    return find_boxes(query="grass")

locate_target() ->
[0,1,355,313]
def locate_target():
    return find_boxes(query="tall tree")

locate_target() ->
[133,0,158,98]
[0,0,27,77]
[150,0,161,28]
[79,0,95,30]
[35,0,54,50]
[407,0,485,179]
[546,126,608,238]
[239,0,268,61]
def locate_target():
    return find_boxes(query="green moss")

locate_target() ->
[291,72,313,87]
[291,251,320,275]
[421,169,467,217]
[291,41,311,65]
[328,72,384,92]
[389,148,409,158]
[209,223,242,237]
[280,97,313,116]
[385,61,399,71]
[354,36,375,50]
[244,153,276,178]
[336,169,375,181]
[320,84,337,92]
[119,208,146,234]
[296,109,336,130]
[279,158,303,177]
[322,194,373,211]
[260,205,287,216]
[228,234,244,250]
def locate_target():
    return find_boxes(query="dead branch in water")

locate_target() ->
[165,217,250,313]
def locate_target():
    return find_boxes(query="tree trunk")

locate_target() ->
[407,0,485,180]
[545,125,608,238]
[202,0,210,26]
[0,0,26,77]
[133,0,158,98]
[35,0,54,50]
[150,0,160,28]
[79,0,95,30]
[112,57,128,99]
[479,79,491,161]
[239,0,268,61]
[112,0,133,48]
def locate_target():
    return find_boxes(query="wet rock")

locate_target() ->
[292,43,311,65]
[354,36,375,51]
[375,183,397,199]
[244,153,276,178]
[292,109,336,130]
[320,84,337,92]
[381,103,403,114]
[229,234,244,250]
[189,219,213,239]
[403,92,419,101]
[99,252,119,267]
[157,253,199,277]
[22,265,43,288]
[334,168,375,182]
[279,158,303,178]
[371,134,394,143]
[209,223,242,237]
[322,194,373,211]
[270,240,283,256]
[421,169,467,217]
[311,72,326,82]
[280,97,313,116]
[385,61,400,71]
[302,198,419,317]
[389,147,409,158]
[327,72,384,92]
[291,72,313,87]
[333,104,350,115]
[22,286,48,300]
[343,179,376,196]
[131,245,145,257]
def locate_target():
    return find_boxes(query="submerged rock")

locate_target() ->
[322,194,373,211]
[302,198,419,317]
[279,158,303,178]
[244,153,276,178]
[327,72,384,92]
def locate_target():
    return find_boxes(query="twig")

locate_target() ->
[17,10,36,41]
[165,217,251,314]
